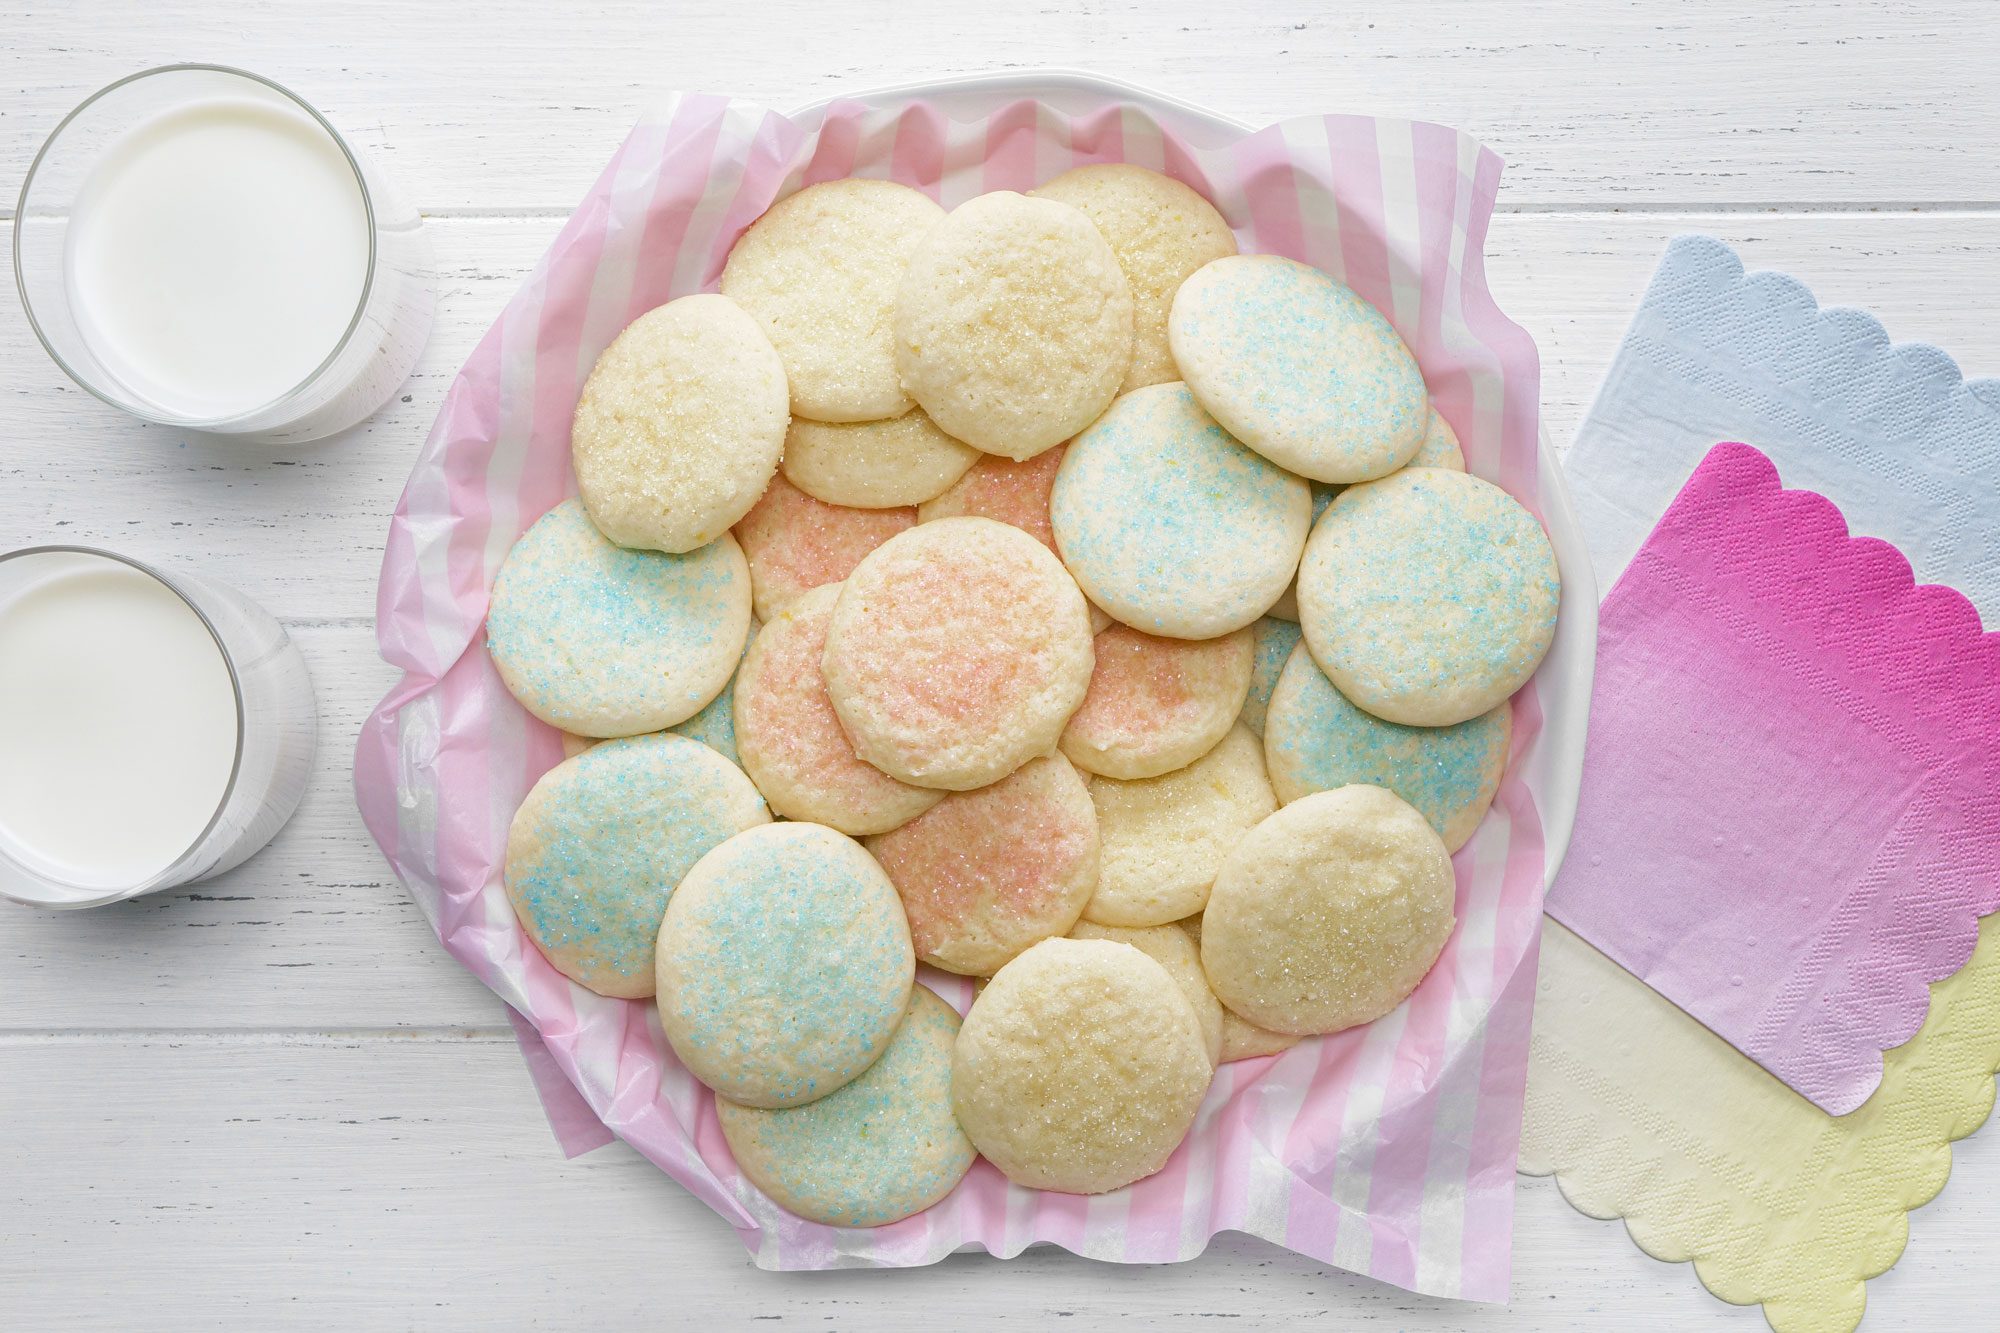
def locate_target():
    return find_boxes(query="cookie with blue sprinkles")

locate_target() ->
[487,499,753,738]
[718,985,974,1227]
[1050,382,1309,640]
[1296,468,1558,727]
[669,619,756,768]
[1170,254,1427,484]
[503,733,769,999]
[1264,641,1509,851]
[655,822,916,1108]
[1238,616,1303,739]
[1409,406,1466,471]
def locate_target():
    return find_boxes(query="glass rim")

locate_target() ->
[0,544,248,908]
[11,63,381,432]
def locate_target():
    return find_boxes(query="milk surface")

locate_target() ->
[66,95,370,420]
[0,561,240,889]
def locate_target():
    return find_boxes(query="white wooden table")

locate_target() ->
[4,3,1997,1327]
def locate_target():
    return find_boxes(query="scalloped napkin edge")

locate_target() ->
[1563,233,2000,623]
[1520,914,2000,1333]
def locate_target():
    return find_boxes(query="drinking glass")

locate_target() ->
[14,64,434,443]
[0,546,318,909]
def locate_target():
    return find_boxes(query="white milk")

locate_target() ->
[65,95,371,421]
[0,561,239,889]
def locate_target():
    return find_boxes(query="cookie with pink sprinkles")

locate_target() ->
[1059,622,1254,780]
[733,583,942,836]
[916,443,1068,553]
[867,752,1099,976]
[822,517,1095,791]
[732,472,915,622]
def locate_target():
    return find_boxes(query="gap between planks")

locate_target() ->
[0,1027,517,1046]
[407,202,2000,221]
[16,203,2000,224]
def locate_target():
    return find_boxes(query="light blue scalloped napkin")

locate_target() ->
[1563,234,2000,619]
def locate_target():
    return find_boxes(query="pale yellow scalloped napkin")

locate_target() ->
[1520,916,2000,1332]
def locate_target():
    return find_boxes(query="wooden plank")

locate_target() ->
[5,213,1999,1032]
[0,215,564,624]
[0,1036,1993,1328]
[5,211,1997,623]
[3,1,1995,211]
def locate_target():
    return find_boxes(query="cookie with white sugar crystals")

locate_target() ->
[722,178,945,423]
[952,936,1211,1195]
[571,293,786,554]
[783,409,978,509]
[1032,163,1236,394]
[894,191,1132,460]
[1083,723,1275,927]
[1200,785,1455,1037]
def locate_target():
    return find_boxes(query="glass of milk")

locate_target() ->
[0,547,318,909]
[14,64,434,443]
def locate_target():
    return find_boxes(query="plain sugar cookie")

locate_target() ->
[1052,382,1309,638]
[488,500,752,737]
[1032,164,1237,394]
[1083,723,1275,927]
[822,518,1095,791]
[732,472,914,621]
[571,293,787,553]
[733,584,942,836]
[916,443,1066,552]
[1297,468,1559,727]
[1170,255,1427,484]
[1060,622,1253,780]
[721,178,945,423]
[894,191,1133,460]
[783,409,978,509]
[1264,642,1509,852]
[656,822,915,1108]
[1239,616,1302,739]
[952,937,1211,1194]
[717,985,973,1227]
[867,753,1098,976]
[1071,920,1223,1067]
[504,734,768,999]
[1179,914,1301,1062]
[1201,785,1455,1036]
[1409,407,1466,470]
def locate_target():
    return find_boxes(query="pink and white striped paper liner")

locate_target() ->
[353,92,1549,1301]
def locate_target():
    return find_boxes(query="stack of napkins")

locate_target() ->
[1520,235,2000,1333]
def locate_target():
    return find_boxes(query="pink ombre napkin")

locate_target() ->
[1545,441,2000,1116]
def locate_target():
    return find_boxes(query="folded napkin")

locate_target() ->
[1545,441,2000,1115]
[1519,233,2000,1333]
[1564,234,2000,621]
